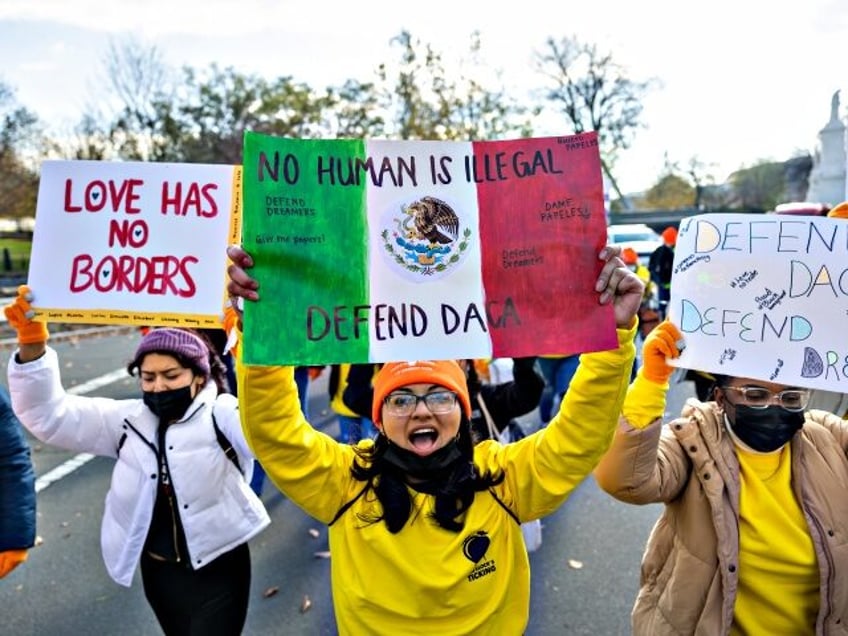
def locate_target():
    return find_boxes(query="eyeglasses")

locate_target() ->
[383,391,458,416]
[723,386,810,412]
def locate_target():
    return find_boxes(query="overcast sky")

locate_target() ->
[1,0,846,194]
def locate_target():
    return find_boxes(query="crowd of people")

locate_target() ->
[2,203,848,635]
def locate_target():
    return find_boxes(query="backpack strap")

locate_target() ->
[212,410,242,474]
[329,482,371,526]
[476,393,500,441]
[487,488,520,526]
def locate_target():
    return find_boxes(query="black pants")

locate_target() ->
[141,543,251,636]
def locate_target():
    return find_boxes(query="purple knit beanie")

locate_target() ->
[133,328,211,378]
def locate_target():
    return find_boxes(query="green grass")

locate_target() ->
[0,238,31,274]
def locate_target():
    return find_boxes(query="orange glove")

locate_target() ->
[0,549,28,578]
[641,319,684,384]
[221,303,240,357]
[3,285,49,345]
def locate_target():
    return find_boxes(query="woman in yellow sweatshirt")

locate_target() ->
[226,243,643,635]
[595,320,848,635]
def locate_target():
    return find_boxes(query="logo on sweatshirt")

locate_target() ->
[463,530,496,582]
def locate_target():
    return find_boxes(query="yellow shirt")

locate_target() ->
[732,444,819,635]
[329,364,358,417]
[239,325,636,635]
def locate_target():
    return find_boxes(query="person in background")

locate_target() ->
[462,357,544,444]
[294,366,312,416]
[622,246,658,376]
[462,356,547,553]
[5,287,270,635]
[595,319,848,634]
[339,363,381,443]
[0,385,36,579]
[486,358,513,385]
[827,200,848,219]
[647,226,676,319]
[197,327,237,395]
[226,242,643,634]
[536,355,580,425]
[622,247,655,314]
[330,364,377,443]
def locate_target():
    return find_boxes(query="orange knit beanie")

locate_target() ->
[372,360,471,424]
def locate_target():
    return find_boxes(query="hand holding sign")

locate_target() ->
[596,245,645,329]
[3,286,49,345]
[640,320,684,385]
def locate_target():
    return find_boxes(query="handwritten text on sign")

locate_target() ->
[241,134,613,366]
[668,213,848,391]
[28,160,239,325]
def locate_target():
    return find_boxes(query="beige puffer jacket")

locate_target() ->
[595,400,848,635]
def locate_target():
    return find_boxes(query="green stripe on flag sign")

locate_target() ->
[242,132,370,364]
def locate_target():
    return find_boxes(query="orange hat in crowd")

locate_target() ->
[661,226,678,246]
[622,247,639,265]
[371,360,472,425]
[828,201,848,219]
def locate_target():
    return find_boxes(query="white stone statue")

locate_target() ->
[830,90,840,122]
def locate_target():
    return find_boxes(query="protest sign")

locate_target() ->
[241,132,615,365]
[27,160,241,327]
[669,213,848,391]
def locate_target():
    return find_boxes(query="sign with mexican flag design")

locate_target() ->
[241,131,616,365]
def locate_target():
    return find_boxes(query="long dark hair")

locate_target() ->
[709,373,730,401]
[349,416,503,533]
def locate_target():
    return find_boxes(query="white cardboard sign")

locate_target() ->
[27,160,240,327]
[669,213,848,392]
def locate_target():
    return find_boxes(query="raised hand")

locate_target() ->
[595,245,645,328]
[641,319,684,384]
[3,285,49,345]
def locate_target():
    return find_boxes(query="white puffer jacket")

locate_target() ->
[8,347,271,587]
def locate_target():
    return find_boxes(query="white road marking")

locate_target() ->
[67,368,128,397]
[34,368,130,493]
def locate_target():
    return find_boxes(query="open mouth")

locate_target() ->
[408,427,439,452]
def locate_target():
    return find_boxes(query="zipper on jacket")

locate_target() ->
[157,424,183,564]
[164,484,182,564]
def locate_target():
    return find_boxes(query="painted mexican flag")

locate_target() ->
[241,131,617,365]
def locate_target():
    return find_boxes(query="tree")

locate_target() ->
[534,35,657,208]
[69,33,534,163]
[100,38,178,161]
[728,161,786,212]
[781,153,813,203]
[640,173,694,210]
[0,81,40,219]
[681,156,716,210]
[171,65,330,163]
[654,153,717,210]
[83,41,333,163]
[47,114,115,160]
[324,78,387,139]
[374,30,534,141]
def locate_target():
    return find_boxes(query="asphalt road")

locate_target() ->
[0,331,694,635]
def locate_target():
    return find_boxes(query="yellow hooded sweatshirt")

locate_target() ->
[238,324,635,635]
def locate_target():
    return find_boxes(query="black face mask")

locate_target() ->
[727,404,804,452]
[381,437,464,482]
[143,386,195,423]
